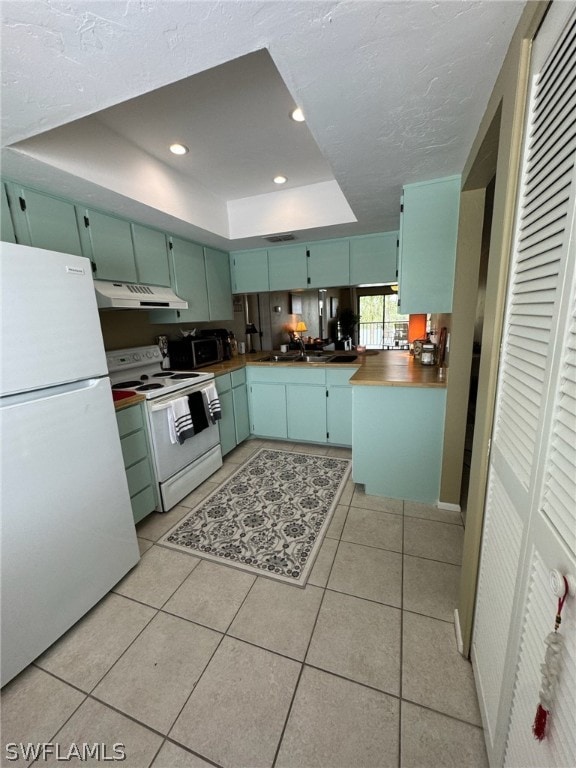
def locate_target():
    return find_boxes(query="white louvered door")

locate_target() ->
[472,4,576,766]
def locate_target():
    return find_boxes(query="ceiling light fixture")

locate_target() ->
[169,143,189,155]
[273,175,288,184]
[290,107,305,122]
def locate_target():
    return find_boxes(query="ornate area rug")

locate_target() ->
[159,448,351,586]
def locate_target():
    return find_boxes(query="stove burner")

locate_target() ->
[137,383,164,391]
[171,373,201,380]
[112,381,142,389]
[152,372,174,377]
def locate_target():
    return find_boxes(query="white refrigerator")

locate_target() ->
[0,243,140,687]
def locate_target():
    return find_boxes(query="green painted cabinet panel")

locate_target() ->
[131,223,170,286]
[1,184,16,243]
[352,385,446,503]
[268,244,308,290]
[249,382,287,438]
[83,209,137,282]
[398,175,460,314]
[326,386,353,446]
[8,186,83,256]
[286,384,327,443]
[218,389,237,456]
[349,232,398,285]
[154,237,209,323]
[230,249,269,293]
[115,402,157,523]
[307,240,350,288]
[205,246,233,320]
[233,383,250,444]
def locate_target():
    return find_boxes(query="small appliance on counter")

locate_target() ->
[198,328,233,360]
[167,335,224,369]
[420,342,437,365]
[335,337,352,351]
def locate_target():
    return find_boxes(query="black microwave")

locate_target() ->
[167,337,223,369]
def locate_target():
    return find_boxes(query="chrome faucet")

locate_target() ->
[296,336,306,358]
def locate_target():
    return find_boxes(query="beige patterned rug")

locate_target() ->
[159,448,351,587]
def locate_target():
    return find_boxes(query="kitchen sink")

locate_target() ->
[294,353,335,362]
[256,354,301,362]
[256,352,358,364]
[327,354,358,363]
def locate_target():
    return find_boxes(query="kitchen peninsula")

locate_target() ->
[203,350,447,505]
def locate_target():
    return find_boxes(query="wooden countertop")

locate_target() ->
[113,391,146,411]
[202,351,447,388]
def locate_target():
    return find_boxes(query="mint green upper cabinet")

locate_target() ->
[307,240,350,288]
[205,247,233,320]
[398,175,461,314]
[230,249,269,293]
[131,224,170,286]
[1,185,16,243]
[8,186,83,256]
[168,237,209,321]
[268,244,308,290]
[82,209,137,282]
[349,232,398,285]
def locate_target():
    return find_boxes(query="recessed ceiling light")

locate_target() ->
[290,107,305,122]
[273,175,288,184]
[169,143,189,155]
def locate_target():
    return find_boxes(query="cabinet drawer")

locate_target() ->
[126,456,153,497]
[231,368,246,387]
[130,485,157,524]
[216,373,232,394]
[120,430,148,467]
[116,404,144,437]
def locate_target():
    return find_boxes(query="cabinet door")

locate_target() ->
[232,383,250,444]
[349,232,397,285]
[230,249,269,293]
[250,382,287,438]
[218,389,237,456]
[172,237,210,321]
[131,223,170,286]
[12,187,83,256]
[307,240,349,288]
[84,209,137,282]
[205,246,233,320]
[268,244,308,290]
[1,184,16,243]
[326,386,353,446]
[398,176,460,314]
[286,384,327,443]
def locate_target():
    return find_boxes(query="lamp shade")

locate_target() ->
[245,323,258,335]
[295,321,308,333]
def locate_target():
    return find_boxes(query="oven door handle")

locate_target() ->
[150,401,174,413]
[149,384,211,412]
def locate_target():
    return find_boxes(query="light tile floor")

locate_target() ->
[1,440,488,768]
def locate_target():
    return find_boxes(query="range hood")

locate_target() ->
[94,280,188,310]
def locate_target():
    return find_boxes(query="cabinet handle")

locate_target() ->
[84,215,90,228]
[18,196,26,212]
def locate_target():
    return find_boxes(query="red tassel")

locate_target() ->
[533,703,548,741]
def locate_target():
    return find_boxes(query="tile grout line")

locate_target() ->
[398,500,405,768]
[270,502,353,768]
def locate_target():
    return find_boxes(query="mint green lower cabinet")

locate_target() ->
[218,388,237,456]
[116,403,158,523]
[286,384,327,442]
[232,381,250,444]
[249,382,287,438]
[327,386,353,445]
[352,385,446,503]
[216,371,250,455]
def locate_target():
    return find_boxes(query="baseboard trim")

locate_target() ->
[437,501,462,512]
[454,608,464,656]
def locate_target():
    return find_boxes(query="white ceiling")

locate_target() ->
[1,1,526,251]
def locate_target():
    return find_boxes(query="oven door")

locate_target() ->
[146,382,220,483]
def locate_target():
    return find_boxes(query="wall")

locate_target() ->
[99,298,246,351]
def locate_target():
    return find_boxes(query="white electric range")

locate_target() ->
[107,345,222,511]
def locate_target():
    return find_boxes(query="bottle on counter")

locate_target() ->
[230,332,238,357]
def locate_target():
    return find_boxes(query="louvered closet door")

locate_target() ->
[472,5,576,767]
